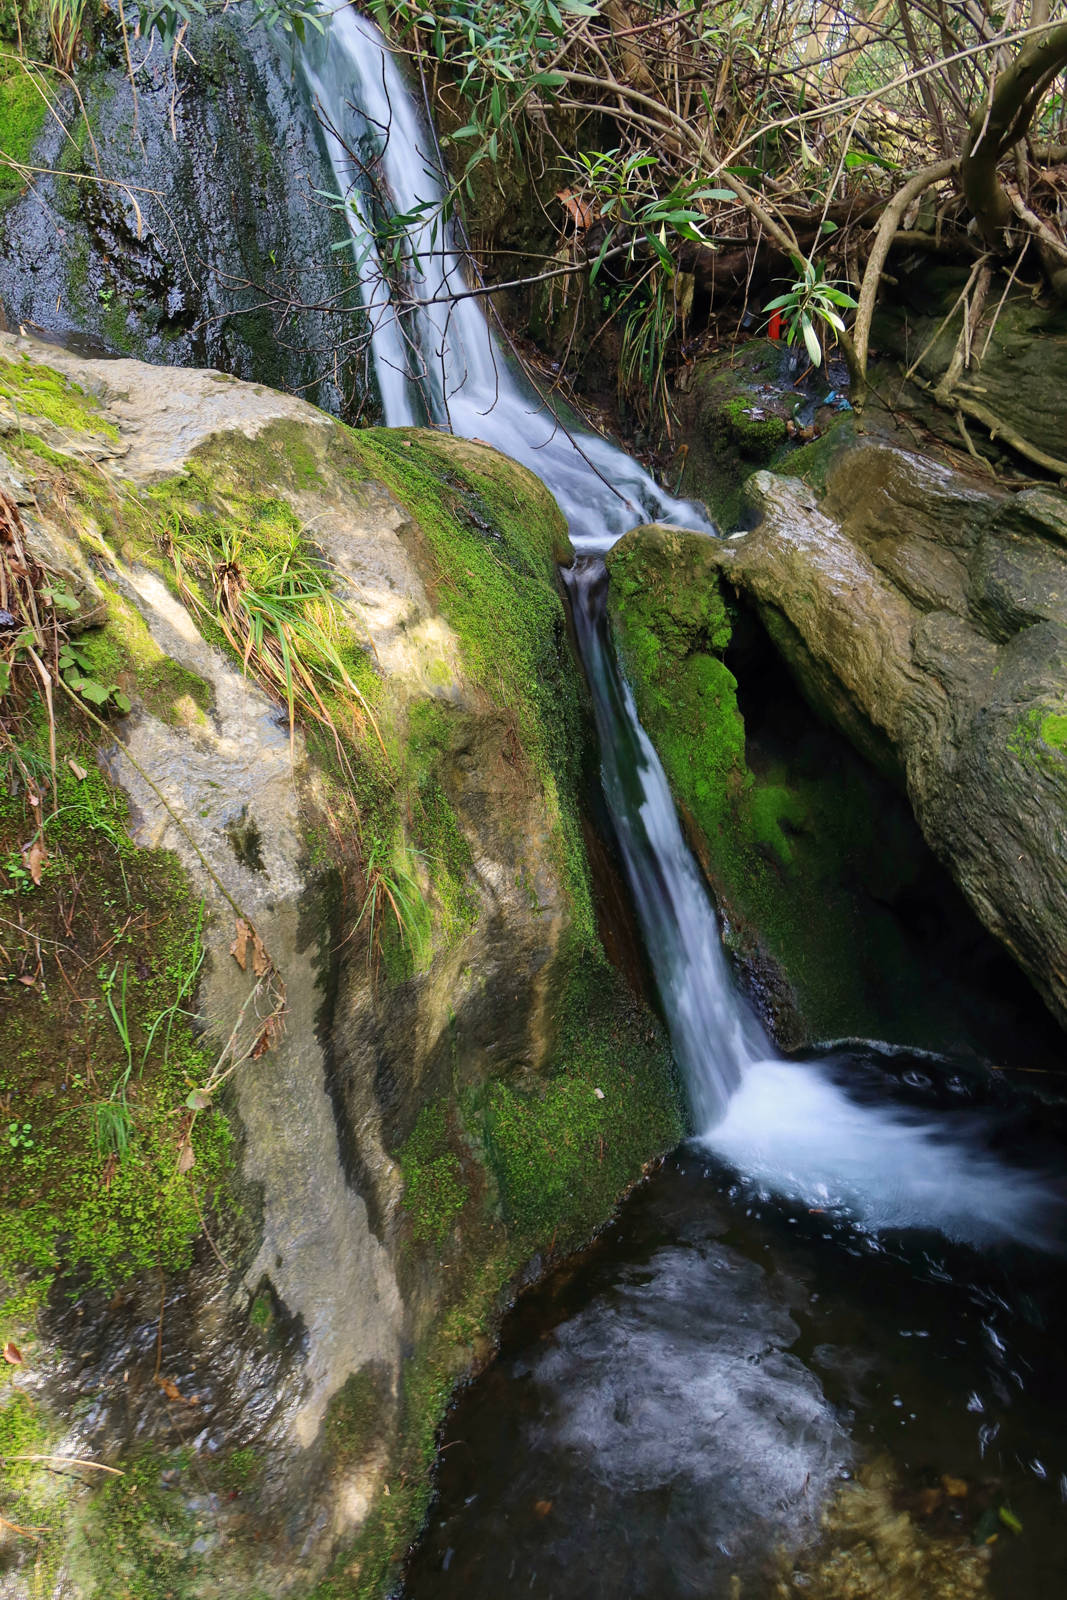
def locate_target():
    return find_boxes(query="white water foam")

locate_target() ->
[703,1058,1060,1248]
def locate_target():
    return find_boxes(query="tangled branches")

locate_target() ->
[370,1,1067,418]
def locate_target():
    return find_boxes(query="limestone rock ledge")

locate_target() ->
[0,336,679,1597]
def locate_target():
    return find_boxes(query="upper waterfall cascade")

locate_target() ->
[302,6,1060,1250]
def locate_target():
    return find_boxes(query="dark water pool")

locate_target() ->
[403,1076,1067,1600]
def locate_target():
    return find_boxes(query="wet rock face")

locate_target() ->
[724,441,1067,1030]
[0,12,360,417]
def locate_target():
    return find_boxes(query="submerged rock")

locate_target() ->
[0,336,680,1595]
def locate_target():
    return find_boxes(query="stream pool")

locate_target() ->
[403,1055,1067,1600]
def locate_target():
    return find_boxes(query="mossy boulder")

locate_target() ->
[0,335,680,1597]
[723,440,1067,1034]
[673,339,803,528]
[603,522,1046,1052]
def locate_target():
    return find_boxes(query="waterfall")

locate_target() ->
[300,8,1060,1249]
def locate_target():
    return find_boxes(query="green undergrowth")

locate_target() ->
[142,432,380,717]
[0,710,233,1302]
[605,525,953,1043]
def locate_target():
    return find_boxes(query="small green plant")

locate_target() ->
[141,900,205,1069]
[763,258,858,368]
[58,640,132,716]
[88,960,138,1163]
[46,0,87,74]
[1,849,31,896]
[356,838,431,971]
[7,1121,33,1150]
[165,522,383,767]
[91,1098,134,1162]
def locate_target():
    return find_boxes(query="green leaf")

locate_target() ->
[801,316,823,367]
[111,689,133,715]
[0,661,10,697]
[69,676,110,706]
[844,149,899,171]
[998,1507,1023,1535]
[820,219,839,234]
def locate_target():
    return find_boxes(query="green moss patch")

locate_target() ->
[481,957,681,1246]
[0,61,49,209]
[398,1102,467,1246]
[0,717,232,1303]
[0,354,119,439]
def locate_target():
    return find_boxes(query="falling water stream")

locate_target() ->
[302,10,1067,1594]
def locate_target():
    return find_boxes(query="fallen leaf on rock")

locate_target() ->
[251,929,270,978]
[22,836,46,886]
[231,918,252,971]
[157,1376,183,1403]
[942,1474,968,1498]
[533,1500,553,1518]
[251,1013,283,1060]
[3,1340,23,1365]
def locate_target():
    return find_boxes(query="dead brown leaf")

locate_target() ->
[22,836,47,886]
[157,1376,183,1402]
[67,759,88,782]
[251,929,271,978]
[176,1140,195,1175]
[556,188,595,231]
[230,918,252,971]
[250,1012,283,1060]
[3,1340,23,1365]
